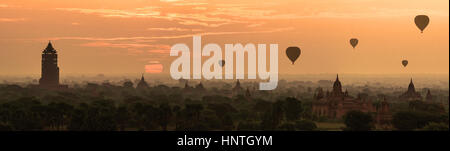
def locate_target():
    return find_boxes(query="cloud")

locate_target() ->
[145,64,163,73]
[172,2,208,6]
[192,7,207,10]
[247,22,265,27]
[148,49,170,54]
[56,8,161,18]
[63,27,292,57]
[55,6,246,27]
[80,42,156,48]
[0,18,26,22]
[147,27,203,32]
[160,0,183,2]
[49,27,294,41]
[80,41,172,54]
[148,60,160,64]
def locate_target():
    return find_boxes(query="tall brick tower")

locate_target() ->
[39,41,60,88]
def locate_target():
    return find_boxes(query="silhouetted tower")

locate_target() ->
[407,78,416,93]
[331,74,343,97]
[39,41,60,88]
[399,78,421,101]
[426,89,433,101]
[195,82,206,91]
[136,74,149,90]
[233,80,243,92]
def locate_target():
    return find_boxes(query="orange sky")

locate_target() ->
[0,0,448,76]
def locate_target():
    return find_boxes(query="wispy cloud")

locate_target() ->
[55,7,241,27]
[147,27,203,32]
[80,42,172,54]
[56,8,161,18]
[145,64,163,73]
[80,42,156,48]
[48,27,294,41]
[148,60,160,64]
[247,22,265,27]
[0,18,26,22]
[172,2,208,6]
[160,0,183,2]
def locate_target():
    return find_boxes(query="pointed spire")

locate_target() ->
[44,41,56,53]
[236,80,241,87]
[47,41,53,49]
[426,89,433,101]
[407,78,416,93]
[136,73,149,89]
[336,74,340,81]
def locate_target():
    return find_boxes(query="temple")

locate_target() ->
[232,80,243,96]
[398,78,422,101]
[426,89,433,101]
[375,97,392,129]
[39,42,67,89]
[312,74,376,119]
[136,74,150,90]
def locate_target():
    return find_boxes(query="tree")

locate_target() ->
[157,103,172,131]
[295,120,317,131]
[261,101,284,130]
[115,105,129,131]
[45,102,74,130]
[123,81,134,88]
[172,105,181,129]
[237,121,260,131]
[185,104,203,121]
[222,114,234,130]
[344,110,373,131]
[392,111,420,131]
[393,111,448,131]
[278,122,296,131]
[422,122,449,131]
[283,97,303,121]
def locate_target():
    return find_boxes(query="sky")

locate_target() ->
[0,0,448,77]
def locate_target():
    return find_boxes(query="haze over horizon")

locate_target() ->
[1,0,449,76]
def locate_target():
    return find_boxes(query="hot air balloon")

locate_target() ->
[350,38,358,49]
[219,60,225,67]
[414,15,429,33]
[402,60,408,67]
[286,47,301,65]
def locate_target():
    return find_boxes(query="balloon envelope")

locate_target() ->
[286,47,301,64]
[350,38,358,48]
[219,60,225,67]
[415,15,429,33]
[402,60,408,67]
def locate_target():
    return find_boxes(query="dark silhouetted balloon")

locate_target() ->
[219,60,225,67]
[414,15,429,33]
[350,38,358,48]
[402,60,408,67]
[286,47,301,65]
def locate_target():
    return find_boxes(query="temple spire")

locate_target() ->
[408,78,415,92]
[136,73,149,90]
[44,40,56,53]
[332,74,342,95]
